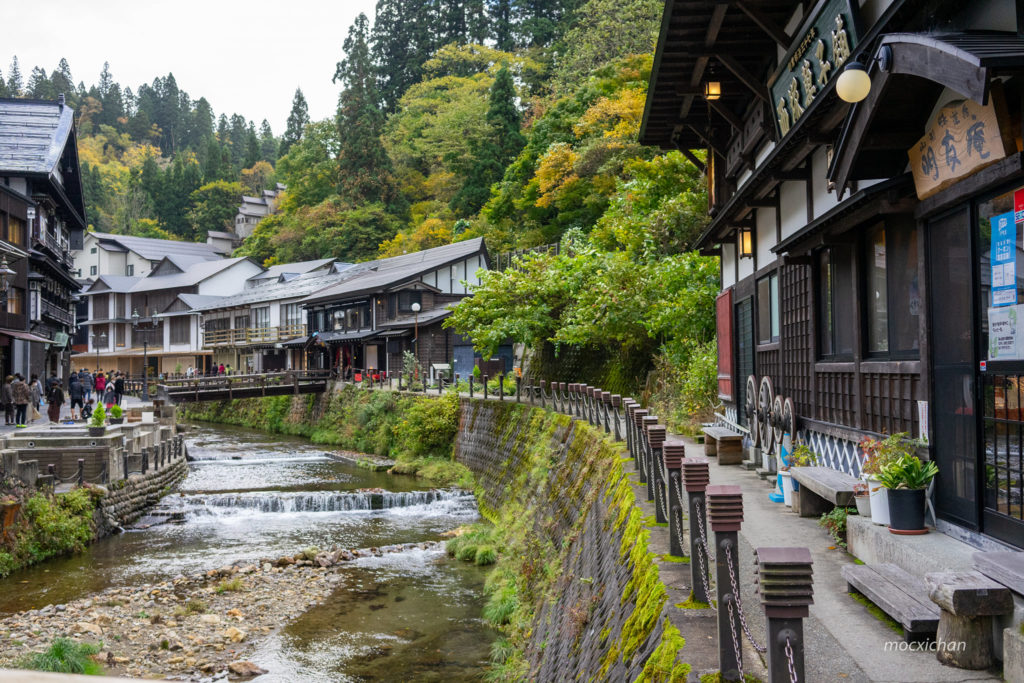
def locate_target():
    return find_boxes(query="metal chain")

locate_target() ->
[670,475,687,553]
[785,636,799,683]
[726,598,746,682]
[725,544,767,653]
[692,498,716,611]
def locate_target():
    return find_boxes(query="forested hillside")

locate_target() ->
[1,0,717,423]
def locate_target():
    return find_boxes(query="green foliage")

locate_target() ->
[786,443,818,468]
[819,507,853,549]
[216,577,245,593]
[90,403,106,427]
[108,404,123,419]
[280,88,309,158]
[0,489,97,579]
[860,433,922,477]
[878,454,939,490]
[848,591,904,636]
[187,180,243,240]
[274,121,339,213]
[16,637,103,675]
[447,523,501,566]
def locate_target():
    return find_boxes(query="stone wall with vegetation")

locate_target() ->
[179,385,470,486]
[454,398,688,682]
[99,457,189,529]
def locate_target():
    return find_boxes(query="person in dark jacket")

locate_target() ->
[12,374,30,427]
[47,382,64,423]
[68,376,85,420]
[81,399,94,421]
[114,374,125,405]
[2,376,13,425]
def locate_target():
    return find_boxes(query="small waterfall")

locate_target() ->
[158,489,474,517]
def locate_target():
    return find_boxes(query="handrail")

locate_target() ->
[202,324,306,347]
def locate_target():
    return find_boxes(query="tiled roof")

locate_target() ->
[86,232,223,262]
[129,257,254,293]
[0,99,74,175]
[194,267,358,311]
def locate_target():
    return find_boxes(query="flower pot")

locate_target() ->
[854,494,871,518]
[109,417,124,425]
[88,426,106,436]
[779,470,794,506]
[865,475,890,526]
[761,449,770,470]
[887,488,927,533]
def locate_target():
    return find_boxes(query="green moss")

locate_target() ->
[852,557,865,565]
[659,554,689,564]
[848,591,904,636]
[675,592,710,609]
[636,619,690,682]
[699,673,762,683]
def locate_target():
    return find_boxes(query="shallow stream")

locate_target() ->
[0,423,496,681]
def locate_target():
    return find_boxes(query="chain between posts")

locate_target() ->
[726,597,746,682]
[785,637,799,683]
[692,498,716,611]
[725,544,767,653]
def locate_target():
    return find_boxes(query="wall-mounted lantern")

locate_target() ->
[739,226,754,259]
[836,46,892,104]
[703,81,722,101]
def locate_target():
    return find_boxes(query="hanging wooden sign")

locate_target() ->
[908,94,1013,200]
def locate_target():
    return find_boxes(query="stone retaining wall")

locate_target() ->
[98,456,188,532]
[455,398,685,681]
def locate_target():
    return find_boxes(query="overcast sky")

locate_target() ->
[4,0,378,134]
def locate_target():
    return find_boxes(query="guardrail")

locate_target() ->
[202,324,306,347]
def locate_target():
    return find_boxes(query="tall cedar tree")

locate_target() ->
[280,88,309,156]
[334,13,400,207]
[490,0,514,50]
[259,120,278,162]
[7,57,22,97]
[450,65,524,216]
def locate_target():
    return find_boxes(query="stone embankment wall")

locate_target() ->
[98,456,189,532]
[455,398,687,681]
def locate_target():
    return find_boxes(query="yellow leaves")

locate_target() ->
[534,143,580,208]
[378,217,454,258]
[574,87,646,141]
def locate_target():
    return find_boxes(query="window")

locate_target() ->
[398,290,422,313]
[7,216,24,247]
[126,264,134,276]
[817,245,855,358]
[90,246,97,254]
[865,221,920,356]
[332,309,346,331]
[92,293,109,320]
[116,323,126,347]
[757,272,780,344]
[5,287,23,315]
[234,315,250,331]
[90,265,97,276]
[347,307,360,329]
[282,303,303,328]
[253,307,270,329]
[170,317,190,345]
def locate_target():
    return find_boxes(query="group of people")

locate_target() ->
[1,374,43,427]
[62,369,126,421]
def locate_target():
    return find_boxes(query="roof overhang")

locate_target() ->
[828,31,1024,196]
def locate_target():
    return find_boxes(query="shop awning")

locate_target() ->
[0,328,57,344]
[280,336,309,347]
[375,328,410,338]
[316,330,377,343]
[829,32,1024,196]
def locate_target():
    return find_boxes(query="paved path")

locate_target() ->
[631,434,1000,682]
[0,395,146,435]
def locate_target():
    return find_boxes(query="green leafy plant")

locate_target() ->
[878,455,939,490]
[108,404,123,419]
[16,637,103,674]
[819,507,854,549]
[216,577,245,593]
[89,404,106,428]
[860,432,921,476]
[780,442,817,470]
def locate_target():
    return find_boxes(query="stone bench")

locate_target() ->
[790,466,857,518]
[925,570,1012,669]
[973,550,1024,595]
[701,425,743,465]
[842,562,940,641]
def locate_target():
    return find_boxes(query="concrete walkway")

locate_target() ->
[0,395,146,435]
[629,433,1001,682]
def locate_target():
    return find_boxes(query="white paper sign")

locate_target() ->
[917,400,929,444]
[988,305,1024,360]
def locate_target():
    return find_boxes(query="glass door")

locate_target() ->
[735,297,754,428]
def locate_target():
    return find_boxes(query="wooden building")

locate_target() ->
[642,0,1024,548]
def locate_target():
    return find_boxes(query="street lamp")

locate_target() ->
[90,331,107,370]
[411,301,421,362]
[132,309,152,401]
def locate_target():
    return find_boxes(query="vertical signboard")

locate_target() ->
[991,211,1016,307]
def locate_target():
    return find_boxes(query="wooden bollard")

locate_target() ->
[707,484,745,682]
[681,456,710,603]
[631,409,649,482]
[646,423,667,522]
[538,380,546,408]
[611,394,622,440]
[640,416,659,501]
[601,391,612,433]
[756,547,813,683]
[663,440,686,557]
[623,400,638,459]
[141,447,149,474]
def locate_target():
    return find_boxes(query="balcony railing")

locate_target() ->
[41,299,74,326]
[203,324,306,348]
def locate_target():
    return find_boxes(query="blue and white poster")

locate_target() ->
[991,211,1017,306]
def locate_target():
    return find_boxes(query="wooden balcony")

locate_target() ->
[203,324,306,348]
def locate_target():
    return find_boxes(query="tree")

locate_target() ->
[450,64,524,216]
[279,88,309,157]
[240,161,275,196]
[489,0,514,50]
[275,120,339,211]
[7,57,22,97]
[258,119,277,162]
[553,0,660,90]
[334,13,401,208]
[186,180,243,240]
[28,67,55,99]
[243,121,261,169]
[371,0,416,112]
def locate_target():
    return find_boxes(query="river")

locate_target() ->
[0,423,497,681]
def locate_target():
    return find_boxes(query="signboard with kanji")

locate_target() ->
[908,97,1010,200]
[769,0,860,138]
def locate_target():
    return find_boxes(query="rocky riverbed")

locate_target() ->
[0,541,442,681]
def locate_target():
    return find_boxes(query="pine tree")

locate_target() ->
[371,0,416,113]
[203,137,223,180]
[52,58,74,103]
[450,65,524,216]
[0,70,7,98]
[334,13,399,207]
[280,88,309,157]
[465,0,489,43]
[28,67,54,99]
[437,0,468,45]
[489,0,514,50]
[244,121,261,169]
[259,119,278,163]
[8,57,23,97]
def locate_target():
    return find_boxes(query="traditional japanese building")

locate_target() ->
[642,0,1024,548]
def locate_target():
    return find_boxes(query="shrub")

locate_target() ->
[90,404,106,428]
[0,490,97,578]
[109,404,123,419]
[819,507,853,549]
[484,579,519,626]
[16,637,103,674]
[475,545,497,566]
[216,577,244,593]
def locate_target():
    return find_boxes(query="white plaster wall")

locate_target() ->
[737,169,753,190]
[197,261,263,296]
[756,207,777,268]
[721,243,737,289]
[738,239,755,281]
[779,181,806,240]
[811,146,839,220]
[780,6,805,62]
[126,251,150,277]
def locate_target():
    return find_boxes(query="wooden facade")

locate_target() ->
[642,0,1024,548]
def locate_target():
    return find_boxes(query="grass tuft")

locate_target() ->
[16,637,103,675]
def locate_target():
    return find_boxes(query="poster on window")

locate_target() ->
[988,304,1024,360]
[991,211,1016,306]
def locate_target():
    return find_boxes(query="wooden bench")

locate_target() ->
[974,551,1024,595]
[925,571,1012,669]
[701,426,744,465]
[842,563,940,642]
[790,466,858,518]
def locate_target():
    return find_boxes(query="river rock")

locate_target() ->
[199,614,221,624]
[223,626,246,642]
[74,621,103,636]
[228,660,267,677]
[275,556,294,567]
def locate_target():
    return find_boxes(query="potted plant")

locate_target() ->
[860,433,918,527]
[109,403,124,424]
[88,404,107,436]
[853,482,871,517]
[777,442,816,507]
[878,454,939,534]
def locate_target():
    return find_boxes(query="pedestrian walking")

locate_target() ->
[114,373,125,405]
[46,381,64,423]
[2,376,13,425]
[94,371,106,395]
[29,373,42,421]
[12,374,30,427]
[102,386,117,409]
[68,375,85,420]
